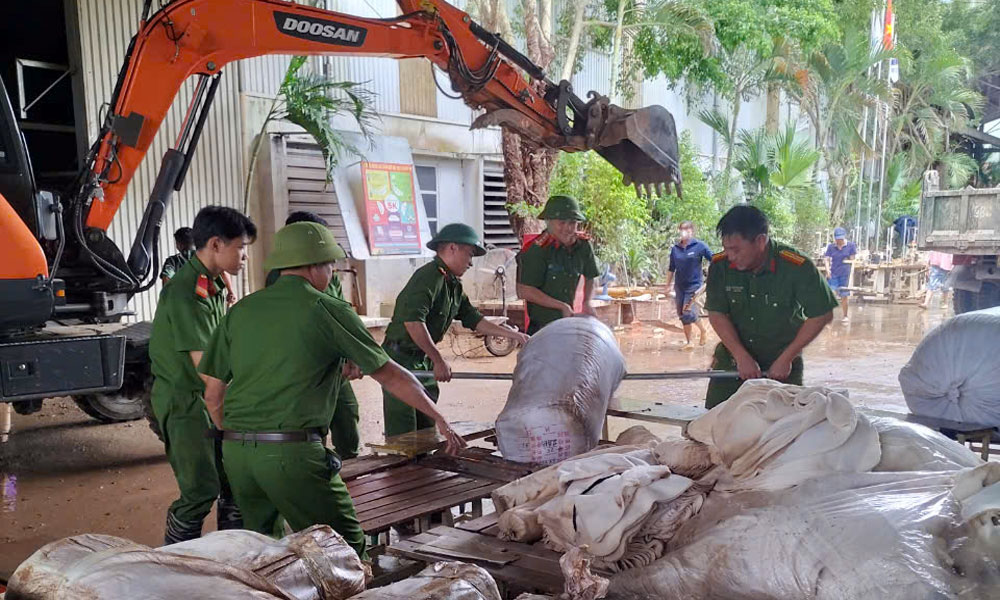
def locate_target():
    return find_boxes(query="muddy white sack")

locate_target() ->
[495,317,625,464]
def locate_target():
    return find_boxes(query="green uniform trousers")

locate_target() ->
[222,440,367,558]
[151,387,229,524]
[381,347,439,437]
[330,377,360,459]
[705,344,804,409]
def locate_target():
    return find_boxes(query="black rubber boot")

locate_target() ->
[163,511,203,545]
[216,497,243,531]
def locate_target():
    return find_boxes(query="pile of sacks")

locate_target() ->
[5,525,504,600]
[492,379,1000,600]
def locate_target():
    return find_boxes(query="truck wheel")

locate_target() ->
[953,282,1000,315]
[73,364,153,425]
[74,392,144,423]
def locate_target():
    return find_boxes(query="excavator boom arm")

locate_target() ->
[83,0,680,232]
[86,0,559,230]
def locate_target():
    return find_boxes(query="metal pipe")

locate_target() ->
[411,370,740,381]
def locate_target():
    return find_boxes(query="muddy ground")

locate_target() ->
[0,302,952,577]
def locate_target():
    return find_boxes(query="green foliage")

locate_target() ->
[550,132,718,282]
[650,132,719,236]
[243,56,376,214]
[550,151,649,267]
[943,0,1000,80]
[279,57,378,180]
[630,0,839,92]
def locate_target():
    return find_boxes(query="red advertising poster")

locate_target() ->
[360,161,422,255]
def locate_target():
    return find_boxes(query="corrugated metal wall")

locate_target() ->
[74,0,245,322]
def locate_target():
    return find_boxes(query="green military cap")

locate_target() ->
[539,195,585,222]
[426,223,487,257]
[264,222,345,271]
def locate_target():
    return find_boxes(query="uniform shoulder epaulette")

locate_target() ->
[711,251,727,263]
[778,249,807,266]
[532,232,554,248]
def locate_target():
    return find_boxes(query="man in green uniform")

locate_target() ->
[264,211,361,459]
[198,222,468,558]
[704,205,838,409]
[516,196,601,334]
[161,227,195,283]
[382,223,529,436]
[149,206,256,544]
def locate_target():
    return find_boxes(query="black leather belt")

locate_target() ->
[222,430,324,443]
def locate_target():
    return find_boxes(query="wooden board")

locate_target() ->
[366,421,495,457]
[346,464,504,534]
[607,403,708,429]
[388,526,571,594]
[340,454,409,482]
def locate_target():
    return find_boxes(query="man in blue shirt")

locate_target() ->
[665,221,714,350]
[824,227,856,323]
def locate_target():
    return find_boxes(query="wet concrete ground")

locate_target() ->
[0,302,952,578]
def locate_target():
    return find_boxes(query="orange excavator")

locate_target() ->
[0,0,680,418]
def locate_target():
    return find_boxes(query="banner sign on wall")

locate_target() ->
[360,161,421,255]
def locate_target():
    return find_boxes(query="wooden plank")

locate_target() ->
[387,531,566,593]
[419,453,535,483]
[366,421,495,457]
[340,454,409,482]
[352,471,466,506]
[356,477,484,521]
[427,527,568,566]
[347,465,445,497]
[361,482,499,533]
[422,534,519,565]
[455,512,499,534]
[606,404,707,427]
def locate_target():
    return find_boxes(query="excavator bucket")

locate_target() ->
[591,104,682,198]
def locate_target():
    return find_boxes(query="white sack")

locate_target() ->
[608,466,1000,600]
[870,416,983,472]
[492,446,652,515]
[899,306,1000,426]
[348,562,502,600]
[6,526,366,600]
[5,534,146,600]
[162,525,367,600]
[496,317,626,464]
[686,380,881,492]
[7,547,290,600]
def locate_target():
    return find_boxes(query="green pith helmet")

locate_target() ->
[539,195,585,222]
[426,222,488,257]
[264,222,346,271]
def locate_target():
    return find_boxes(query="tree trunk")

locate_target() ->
[765,82,780,133]
[483,0,557,241]
[609,0,627,99]
[560,0,587,82]
[721,90,741,206]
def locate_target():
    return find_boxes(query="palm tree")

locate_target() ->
[885,48,982,187]
[785,29,893,225]
[242,56,376,215]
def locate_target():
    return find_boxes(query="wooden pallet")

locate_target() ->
[343,448,535,536]
[388,526,581,595]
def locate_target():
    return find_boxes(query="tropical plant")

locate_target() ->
[783,27,893,225]
[243,56,376,214]
[884,47,982,187]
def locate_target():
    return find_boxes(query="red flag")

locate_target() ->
[882,0,894,50]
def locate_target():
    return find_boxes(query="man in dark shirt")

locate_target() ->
[824,227,857,323]
[665,221,714,350]
[161,227,195,283]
